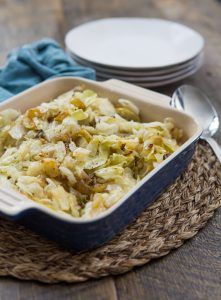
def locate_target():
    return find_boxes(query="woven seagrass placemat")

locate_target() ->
[0,141,220,283]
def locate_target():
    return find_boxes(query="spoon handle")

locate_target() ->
[203,137,221,163]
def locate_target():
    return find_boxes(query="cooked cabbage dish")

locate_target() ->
[0,86,183,219]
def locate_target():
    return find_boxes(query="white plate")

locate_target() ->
[65,18,204,69]
[96,65,197,82]
[97,60,203,87]
[69,50,203,74]
[72,52,203,77]
[95,55,203,82]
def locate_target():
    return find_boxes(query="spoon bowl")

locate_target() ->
[172,85,221,162]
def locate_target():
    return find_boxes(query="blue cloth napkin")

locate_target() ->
[0,38,96,102]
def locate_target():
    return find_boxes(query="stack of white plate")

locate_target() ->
[65,18,204,87]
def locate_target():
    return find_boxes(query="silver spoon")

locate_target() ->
[171,85,221,162]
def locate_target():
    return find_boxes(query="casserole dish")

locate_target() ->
[0,77,202,251]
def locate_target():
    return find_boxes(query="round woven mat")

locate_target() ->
[0,141,220,283]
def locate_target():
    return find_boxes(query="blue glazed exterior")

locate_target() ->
[1,138,198,251]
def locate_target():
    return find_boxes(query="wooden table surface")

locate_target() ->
[0,0,221,299]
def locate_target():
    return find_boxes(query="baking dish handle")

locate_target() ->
[101,79,171,107]
[0,187,34,217]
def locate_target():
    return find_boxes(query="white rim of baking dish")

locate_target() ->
[0,77,202,223]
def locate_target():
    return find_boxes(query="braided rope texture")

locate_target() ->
[0,142,220,283]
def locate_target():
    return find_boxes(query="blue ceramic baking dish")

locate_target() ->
[0,77,202,251]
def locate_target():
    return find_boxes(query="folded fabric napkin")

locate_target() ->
[0,38,96,102]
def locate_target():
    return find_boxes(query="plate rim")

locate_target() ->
[65,17,205,69]
[95,56,203,82]
[72,52,204,77]
[97,60,203,87]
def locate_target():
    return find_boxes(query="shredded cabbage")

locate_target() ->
[0,86,183,219]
